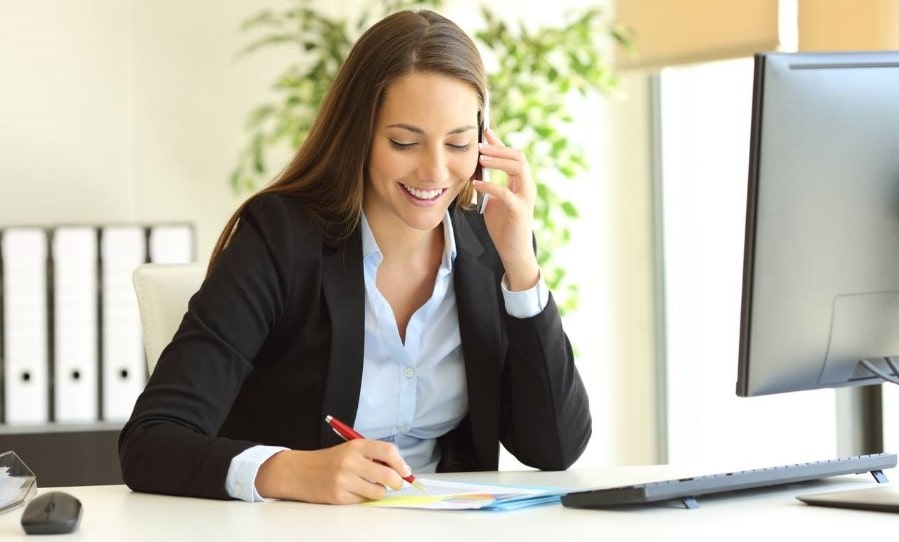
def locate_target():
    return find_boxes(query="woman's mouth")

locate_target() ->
[401,183,447,201]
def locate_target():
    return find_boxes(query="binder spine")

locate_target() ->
[0,223,194,426]
[1,228,50,425]
[52,227,99,423]
[100,225,148,422]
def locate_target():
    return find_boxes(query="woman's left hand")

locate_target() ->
[473,128,541,291]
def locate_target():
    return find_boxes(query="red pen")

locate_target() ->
[325,414,427,492]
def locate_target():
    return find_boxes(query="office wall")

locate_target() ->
[0,0,658,467]
[605,74,658,464]
[1,1,136,224]
[0,0,283,259]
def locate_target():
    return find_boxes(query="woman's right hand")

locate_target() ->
[254,440,410,504]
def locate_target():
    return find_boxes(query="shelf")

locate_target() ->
[0,422,123,435]
[0,424,123,487]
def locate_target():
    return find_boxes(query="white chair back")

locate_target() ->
[132,262,205,374]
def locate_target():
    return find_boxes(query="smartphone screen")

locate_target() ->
[476,96,490,214]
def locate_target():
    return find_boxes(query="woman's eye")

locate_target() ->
[390,140,416,150]
[389,140,471,151]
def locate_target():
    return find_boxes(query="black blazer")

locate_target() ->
[119,193,591,499]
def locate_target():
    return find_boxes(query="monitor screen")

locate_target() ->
[737,50,899,397]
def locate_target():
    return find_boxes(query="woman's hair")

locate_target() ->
[209,9,487,269]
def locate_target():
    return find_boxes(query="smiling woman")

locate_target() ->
[118,9,592,506]
[364,72,480,236]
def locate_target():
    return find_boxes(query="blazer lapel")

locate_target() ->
[452,214,505,468]
[319,230,366,447]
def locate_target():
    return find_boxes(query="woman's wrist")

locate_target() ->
[255,449,296,499]
[503,260,541,292]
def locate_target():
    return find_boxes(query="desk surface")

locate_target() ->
[1,466,896,541]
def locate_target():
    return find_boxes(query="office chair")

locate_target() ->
[132,262,205,374]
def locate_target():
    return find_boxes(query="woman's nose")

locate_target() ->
[417,147,449,183]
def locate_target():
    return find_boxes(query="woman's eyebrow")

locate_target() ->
[387,123,477,135]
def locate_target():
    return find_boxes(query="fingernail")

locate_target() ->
[403,464,412,476]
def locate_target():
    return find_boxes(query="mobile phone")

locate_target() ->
[476,96,490,214]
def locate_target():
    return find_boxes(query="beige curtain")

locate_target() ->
[614,0,898,70]
[798,0,899,51]
[613,0,780,70]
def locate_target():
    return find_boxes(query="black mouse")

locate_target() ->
[20,491,82,535]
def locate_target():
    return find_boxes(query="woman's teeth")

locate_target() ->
[402,184,444,200]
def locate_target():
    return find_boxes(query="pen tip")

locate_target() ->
[412,479,427,492]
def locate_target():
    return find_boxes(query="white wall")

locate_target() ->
[605,74,659,465]
[1,1,136,224]
[659,59,838,468]
[0,0,284,259]
[0,0,658,468]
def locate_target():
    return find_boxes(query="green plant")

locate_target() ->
[231,0,630,314]
[474,7,629,313]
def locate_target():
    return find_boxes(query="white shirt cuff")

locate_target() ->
[225,445,288,502]
[501,271,549,318]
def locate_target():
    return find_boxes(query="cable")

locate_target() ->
[886,357,899,380]
[859,358,899,385]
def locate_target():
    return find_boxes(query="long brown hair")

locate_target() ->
[209,10,487,270]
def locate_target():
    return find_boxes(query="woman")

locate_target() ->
[119,9,591,505]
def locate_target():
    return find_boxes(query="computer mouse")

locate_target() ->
[20,491,82,535]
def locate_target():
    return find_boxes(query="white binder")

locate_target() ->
[52,226,99,423]
[1,228,50,424]
[100,225,146,422]
[148,224,194,264]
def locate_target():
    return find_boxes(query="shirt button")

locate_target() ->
[404,367,415,378]
[232,483,243,495]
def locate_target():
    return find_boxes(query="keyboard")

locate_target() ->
[561,453,898,509]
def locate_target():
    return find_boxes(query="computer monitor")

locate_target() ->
[737,50,899,398]
[562,51,899,512]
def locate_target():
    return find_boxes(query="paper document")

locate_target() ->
[363,478,565,511]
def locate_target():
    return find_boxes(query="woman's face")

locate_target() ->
[364,72,480,234]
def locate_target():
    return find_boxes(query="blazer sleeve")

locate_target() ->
[498,289,591,470]
[118,194,297,499]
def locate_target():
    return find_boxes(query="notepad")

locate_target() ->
[362,478,565,511]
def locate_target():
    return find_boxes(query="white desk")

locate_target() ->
[0,466,895,541]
